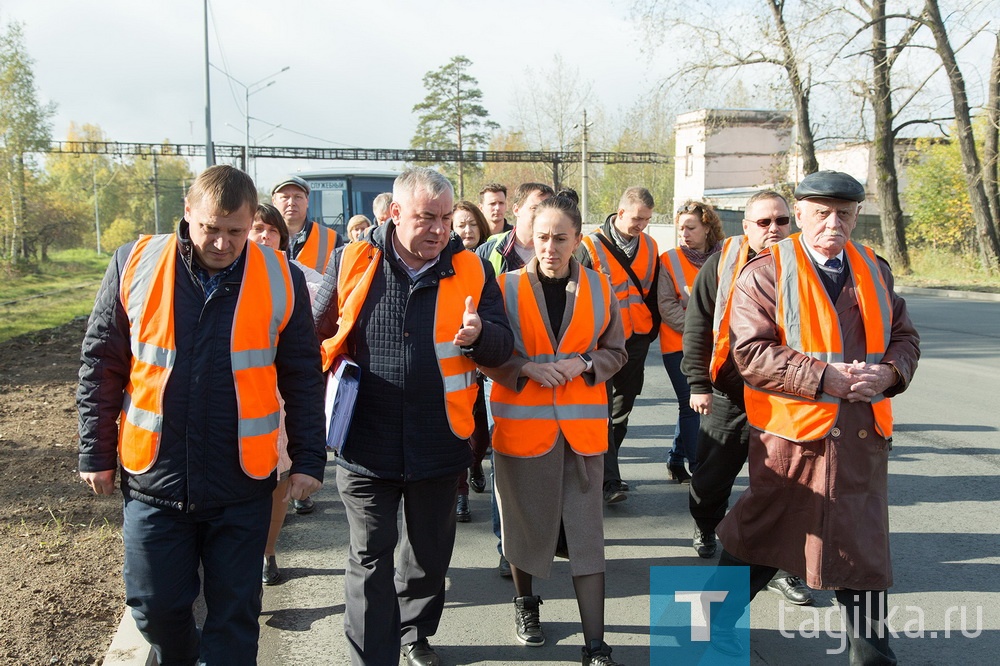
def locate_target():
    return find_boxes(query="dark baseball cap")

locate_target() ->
[271,175,310,196]
[793,170,865,203]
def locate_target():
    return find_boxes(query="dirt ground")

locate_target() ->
[0,317,123,665]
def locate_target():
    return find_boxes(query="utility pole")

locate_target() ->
[210,64,289,175]
[92,157,102,255]
[152,152,161,235]
[580,109,590,225]
[203,0,214,167]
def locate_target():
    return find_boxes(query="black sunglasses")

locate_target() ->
[677,203,703,215]
[746,216,790,228]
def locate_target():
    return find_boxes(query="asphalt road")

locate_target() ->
[255,291,1000,665]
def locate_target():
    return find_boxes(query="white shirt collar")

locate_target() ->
[390,233,440,279]
[800,236,844,267]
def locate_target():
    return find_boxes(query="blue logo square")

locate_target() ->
[650,566,751,665]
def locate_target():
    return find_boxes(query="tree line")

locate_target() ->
[2,2,997,273]
[411,0,999,273]
[0,21,193,268]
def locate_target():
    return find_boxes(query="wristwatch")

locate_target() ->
[578,353,593,371]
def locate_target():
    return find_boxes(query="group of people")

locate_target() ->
[78,163,918,666]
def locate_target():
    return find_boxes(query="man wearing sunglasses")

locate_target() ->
[710,171,919,660]
[680,190,814,604]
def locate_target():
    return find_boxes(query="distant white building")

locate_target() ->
[673,108,915,217]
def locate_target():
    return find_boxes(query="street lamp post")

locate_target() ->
[209,64,290,172]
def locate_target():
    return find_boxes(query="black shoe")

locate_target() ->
[401,639,440,666]
[710,625,744,656]
[603,481,627,505]
[292,497,315,514]
[262,555,281,585]
[693,528,717,558]
[456,494,471,522]
[767,575,815,605]
[513,595,545,647]
[470,464,487,493]
[667,463,691,484]
[581,641,623,666]
[498,554,512,578]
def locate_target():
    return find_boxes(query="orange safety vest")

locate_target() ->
[581,230,657,339]
[295,223,338,273]
[490,264,613,457]
[320,242,484,440]
[709,236,751,381]
[657,248,700,354]
[744,235,894,442]
[118,234,294,478]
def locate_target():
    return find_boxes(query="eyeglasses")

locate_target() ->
[677,203,703,215]
[745,216,790,228]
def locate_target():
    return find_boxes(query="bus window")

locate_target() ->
[308,179,347,232]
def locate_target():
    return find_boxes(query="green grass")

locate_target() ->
[893,246,1000,293]
[0,248,108,343]
[0,244,997,345]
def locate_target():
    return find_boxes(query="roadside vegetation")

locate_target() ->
[0,248,105,342]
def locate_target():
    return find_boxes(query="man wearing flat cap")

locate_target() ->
[271,174,343,515]
[272,175,344,276]
[708,171,920,663]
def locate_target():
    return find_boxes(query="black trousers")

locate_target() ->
[603,334,652,488]
[688,389,749,533]
[338,467,459,666]
[713,550,897,665]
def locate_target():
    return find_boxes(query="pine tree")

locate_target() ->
[411,56,498,198]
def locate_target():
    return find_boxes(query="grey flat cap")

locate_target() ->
[271,175,310,196]
[793,170,865,202]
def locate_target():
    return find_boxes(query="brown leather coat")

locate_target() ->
[717,248,919,590]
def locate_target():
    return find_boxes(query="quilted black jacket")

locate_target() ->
[313,222,513,481]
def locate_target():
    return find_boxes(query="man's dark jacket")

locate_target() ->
[475,228,527,275]
[77,221,327,511]
[681,250,750,405]
[313,222,513,482]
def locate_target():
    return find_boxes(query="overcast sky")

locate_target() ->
[4,0,670,190]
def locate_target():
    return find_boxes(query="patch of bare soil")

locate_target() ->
[0,318,124,665]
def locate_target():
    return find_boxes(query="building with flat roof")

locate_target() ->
[673,108,918,222]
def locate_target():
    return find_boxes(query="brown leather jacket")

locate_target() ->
[717,247,919,590]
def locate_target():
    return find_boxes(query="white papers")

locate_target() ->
[324,355,361,454]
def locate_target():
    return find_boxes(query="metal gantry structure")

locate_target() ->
[42,141,671,190]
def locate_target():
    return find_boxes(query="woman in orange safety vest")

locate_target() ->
[483,195,628,666]
[658,200,724,483]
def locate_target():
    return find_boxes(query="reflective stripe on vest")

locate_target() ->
[296,223,337,273]
[657,248,700,354]
[118,235,293,478]
[581,230,657,338]
[744,235,894,441]
[490,264,612,457]
[320,242,484,439]
[709,236,751,381]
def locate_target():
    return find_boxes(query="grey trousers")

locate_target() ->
[337,467,459,666]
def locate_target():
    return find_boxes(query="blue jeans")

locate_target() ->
[662,351,700,470]
[122,493,270,666]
